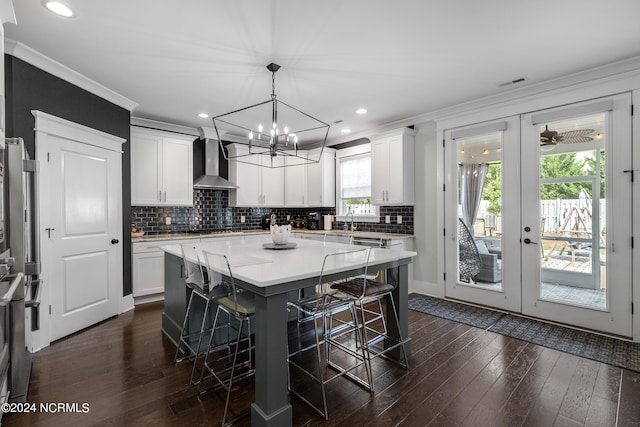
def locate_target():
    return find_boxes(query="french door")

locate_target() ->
[521,94,632,337]
[444,116,522,312]
[444,94,633,337]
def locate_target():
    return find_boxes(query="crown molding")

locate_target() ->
[0,0,16,25]
[419,55,640,125]
[328,55,640,146]
[33,110,125,153]
[5,39,138,111]
[130,116,199,137]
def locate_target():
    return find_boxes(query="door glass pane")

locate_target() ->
[538,113,607,309]
[456,132,503,290]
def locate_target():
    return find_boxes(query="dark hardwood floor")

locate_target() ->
[3,300,640,427]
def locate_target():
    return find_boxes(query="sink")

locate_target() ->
[323,230,354,236]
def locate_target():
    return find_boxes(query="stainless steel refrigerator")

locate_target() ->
[4,137,41,403]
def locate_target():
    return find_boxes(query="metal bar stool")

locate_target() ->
[287,247,372,420]
[174,243,223,385]
[198,251,256,427]
[330,241,409,392]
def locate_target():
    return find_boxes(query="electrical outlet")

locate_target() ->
[385,215,391,224]
[240,216,245,223]
[165,217,171,225]
[397,215,402,224]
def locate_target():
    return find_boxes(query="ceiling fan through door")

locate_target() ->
[540,125,594,151]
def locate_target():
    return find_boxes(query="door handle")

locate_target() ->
[523,238,538,245]
[111,238,120,244]
[45,228,55,238]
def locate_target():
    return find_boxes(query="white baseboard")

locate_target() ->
[410,280,444,298]
[120,294,135,313]
[133,294,164,305]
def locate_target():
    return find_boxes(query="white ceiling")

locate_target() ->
[6,0,640,143]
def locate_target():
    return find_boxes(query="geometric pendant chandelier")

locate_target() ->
[212,63,330,168]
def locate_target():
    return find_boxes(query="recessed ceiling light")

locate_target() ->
[355,108,367,115]
[341,128,351,134]
[42,1,74,17]
[197,113,209,118]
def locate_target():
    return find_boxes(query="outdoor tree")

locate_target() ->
[583,150,605,196]
[481,163,502,214]
[539,153,590,199]
[480,151,600,212]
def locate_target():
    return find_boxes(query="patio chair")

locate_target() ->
[458,218,502,283]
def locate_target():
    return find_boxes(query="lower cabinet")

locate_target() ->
[132,238,195,300]
[132,249,165,297]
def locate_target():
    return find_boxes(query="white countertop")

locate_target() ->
[133,229,414,243]
[161,236,416,288]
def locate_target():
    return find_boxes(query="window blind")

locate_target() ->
[340,156,371,199]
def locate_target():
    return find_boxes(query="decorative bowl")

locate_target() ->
[270,224,291,245]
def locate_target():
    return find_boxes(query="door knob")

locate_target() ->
[111,239,120,244]
[523,238,537,245]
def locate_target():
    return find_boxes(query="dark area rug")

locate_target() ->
[408,294,505,329]
[489,315,640,372]
[408,294,640,373]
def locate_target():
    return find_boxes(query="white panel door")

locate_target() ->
[42,135,122,341]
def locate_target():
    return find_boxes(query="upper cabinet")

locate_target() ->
[284,154,307,207]
[371,128,416,205]
[228,145,335,208]
[131,128,193,206]
[227,144,284,207]
[284,148,335,207]
[306,148,335,207]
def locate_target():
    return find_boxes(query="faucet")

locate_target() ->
[346,209,355,232]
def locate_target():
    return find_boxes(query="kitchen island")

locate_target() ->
[161,236,416,427]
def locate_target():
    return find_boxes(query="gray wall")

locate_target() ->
[5,55,133,296]
[412,120,440,291]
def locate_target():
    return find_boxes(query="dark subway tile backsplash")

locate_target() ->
[132,189,413,235]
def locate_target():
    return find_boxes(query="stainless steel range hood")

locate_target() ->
[193,127,238,190]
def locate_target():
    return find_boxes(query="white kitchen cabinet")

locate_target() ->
[132,238,194,299]
[371,128,415,205]
[131,129,193,206]
[227,144,284,207]
[284,153,308,207]
[306,147,336,207]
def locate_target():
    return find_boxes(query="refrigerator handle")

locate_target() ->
[23,149,41,276]
[0,272,24,306]
[25,278,41,308]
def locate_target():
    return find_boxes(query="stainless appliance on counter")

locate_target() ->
[2,137,41,405]
[306,212,320,230]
